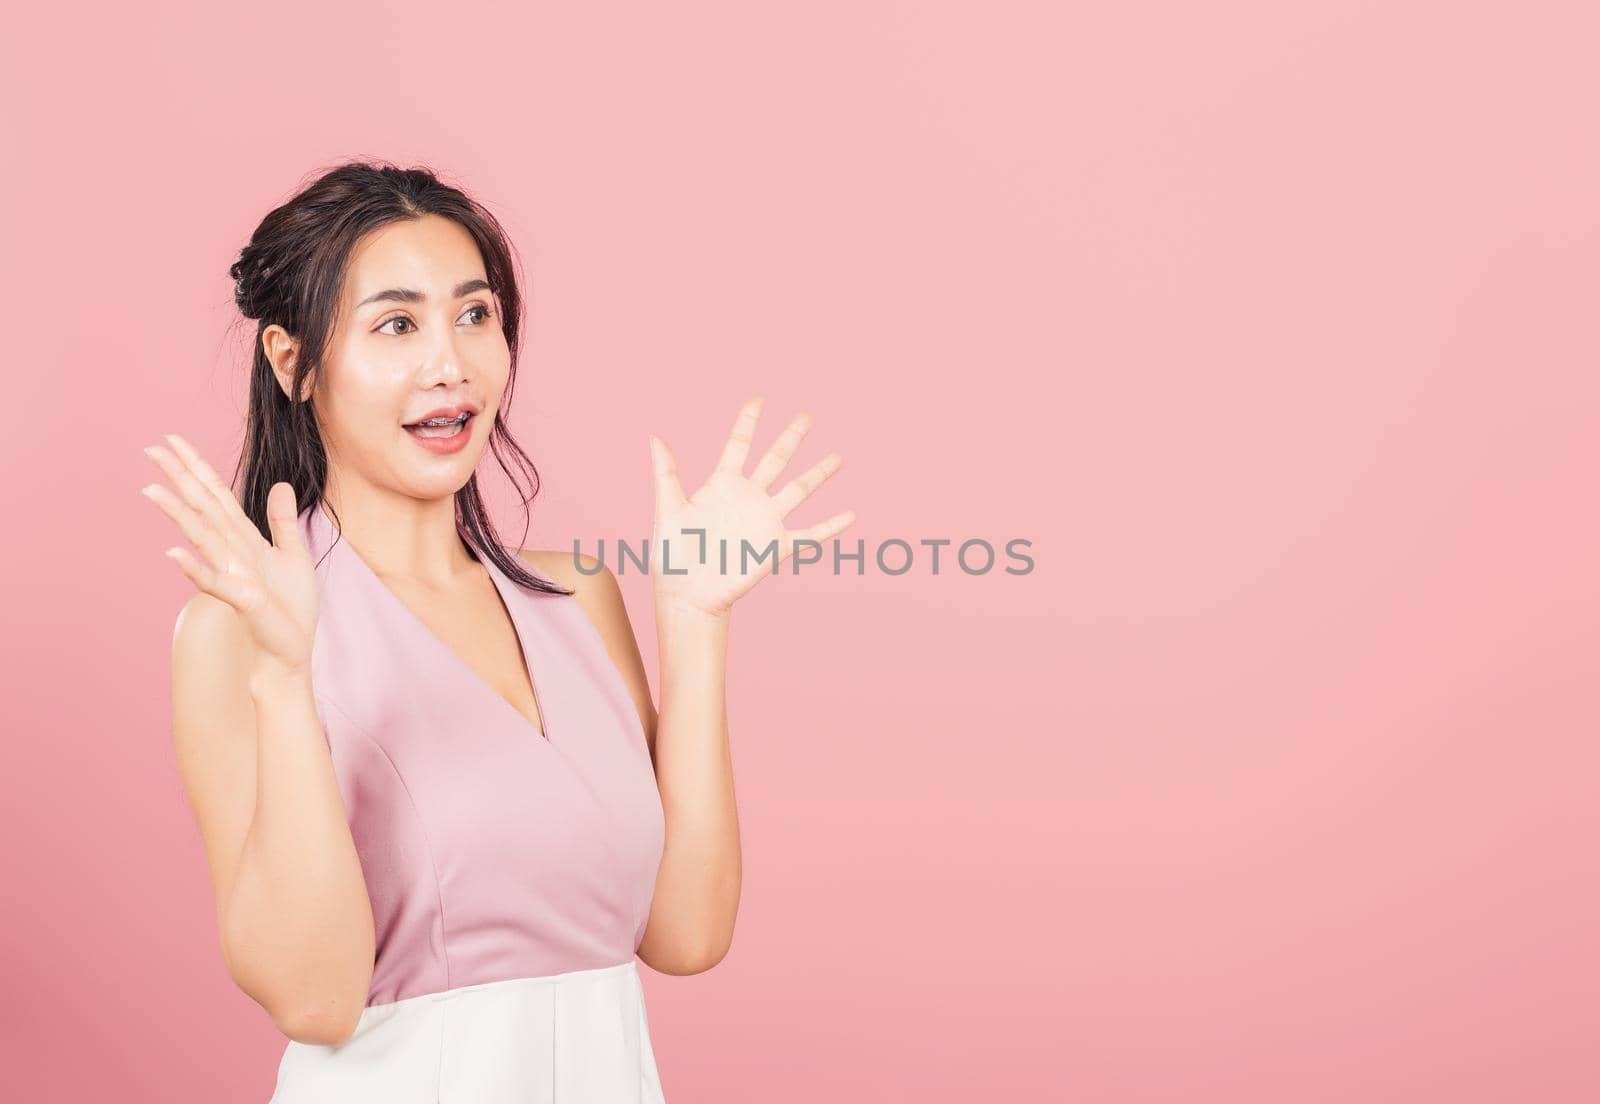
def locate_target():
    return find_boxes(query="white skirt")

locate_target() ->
[268,959,666,1103]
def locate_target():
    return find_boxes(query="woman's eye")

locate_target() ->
[376,305,493,336]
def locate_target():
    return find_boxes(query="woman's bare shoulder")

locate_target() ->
[515,547,605,592]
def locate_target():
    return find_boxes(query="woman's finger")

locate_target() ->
[263,481,311,560]
[748,410,813,491]
[648,434,688,515]
[141,482,237,579]
[144,443,249,562]
[712,396,764,476]
[771,451,843,518]
[159,433,261,544]
[789,509,856,547]
[162,544,263,613]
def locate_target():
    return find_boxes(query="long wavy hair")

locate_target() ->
[226,159,573,596]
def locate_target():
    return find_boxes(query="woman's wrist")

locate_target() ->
[654,597,731,630]
[248,659,314,702]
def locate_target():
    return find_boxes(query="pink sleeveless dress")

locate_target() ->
[268,500,668,1102]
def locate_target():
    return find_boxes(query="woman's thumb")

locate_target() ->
[265,482,308,556]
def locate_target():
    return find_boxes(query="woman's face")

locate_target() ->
[309,213,511,502]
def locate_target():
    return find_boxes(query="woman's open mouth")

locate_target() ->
[403,410,476,454]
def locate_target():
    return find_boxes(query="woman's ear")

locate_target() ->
[261,325,310,402]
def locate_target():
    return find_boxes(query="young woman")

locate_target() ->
[140,161,853,1101]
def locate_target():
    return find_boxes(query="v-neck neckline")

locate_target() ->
[312,501,552,743]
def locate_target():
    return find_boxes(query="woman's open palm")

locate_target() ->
[141,433,320,678]
[648,397,856,618]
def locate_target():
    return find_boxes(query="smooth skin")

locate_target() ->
[143,213,855,1046]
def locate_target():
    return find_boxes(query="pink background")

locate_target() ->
[3,2,1597,1100]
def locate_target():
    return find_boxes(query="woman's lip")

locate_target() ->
[404,404,479,425]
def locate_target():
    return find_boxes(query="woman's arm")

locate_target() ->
[638,597,740,974]
[171,594,375,1044]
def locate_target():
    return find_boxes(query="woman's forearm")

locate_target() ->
[639,601,742,972]
[223,668,375,1044]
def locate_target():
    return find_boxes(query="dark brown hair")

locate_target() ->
[226,159,572,596]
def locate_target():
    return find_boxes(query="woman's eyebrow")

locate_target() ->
[357,278,491,308]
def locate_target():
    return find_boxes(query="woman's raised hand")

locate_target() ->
[141,433,320,680]
[647,397,856,619]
